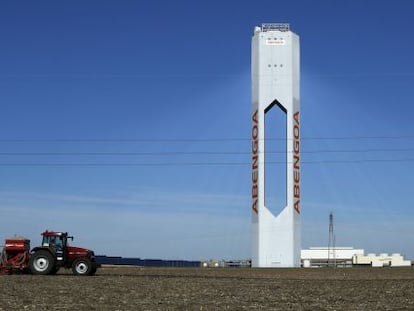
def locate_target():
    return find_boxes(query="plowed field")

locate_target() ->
[1,266,414,310]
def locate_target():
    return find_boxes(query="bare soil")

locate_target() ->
[1,266,414,310]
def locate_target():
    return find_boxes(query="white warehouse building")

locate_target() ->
[353,253,411,267]
[301,247,412,267]
[301,247,364,267]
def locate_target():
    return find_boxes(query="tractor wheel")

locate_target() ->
[29,250,56,275]
[72,258,92,276]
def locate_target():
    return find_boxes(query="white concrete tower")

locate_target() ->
[251,23,301,267]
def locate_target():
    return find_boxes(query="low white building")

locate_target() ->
[301,247,412,268]
[301,247,364,267]
[352,253,411,267]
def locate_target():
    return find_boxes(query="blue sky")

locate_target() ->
[1,0,414,260]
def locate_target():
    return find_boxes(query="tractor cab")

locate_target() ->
[40,231,71,262]
[41,231,71,250]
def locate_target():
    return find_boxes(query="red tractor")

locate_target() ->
[0,230,99,276]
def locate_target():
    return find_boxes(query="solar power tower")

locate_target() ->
[251,23,301,267]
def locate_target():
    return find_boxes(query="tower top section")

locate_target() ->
[261,23,290,32]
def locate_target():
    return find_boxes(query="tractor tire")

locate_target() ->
[29,250,56,275]
[72,258,92,276]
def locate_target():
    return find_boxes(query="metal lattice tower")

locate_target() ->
[328,212,336,267]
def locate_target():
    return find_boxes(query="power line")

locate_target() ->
[0,158,414,167]
[0,135,413,143]
[1,72,414,79]
[0,148,414,156]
